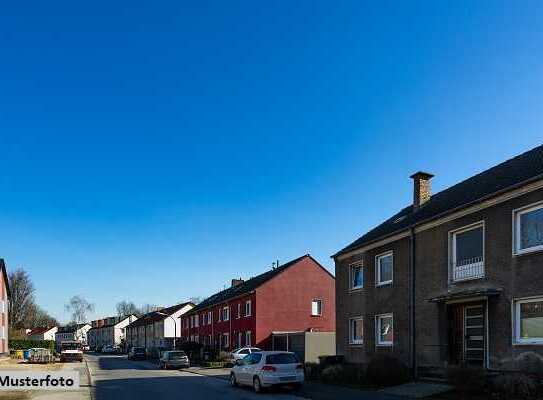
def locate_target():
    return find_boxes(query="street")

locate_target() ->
[86,354,304,400]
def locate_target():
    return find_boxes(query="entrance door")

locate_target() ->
[448,302,485,367]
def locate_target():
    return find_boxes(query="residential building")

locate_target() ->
[181,254,335,354]
[333,144,543,376]
[27,326,58,341]
[88,315,137,350]
[55,323,91,349]
[0,259,10,356]
[125,302,194,351]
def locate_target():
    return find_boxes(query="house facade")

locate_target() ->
[55,323,91,348]
[88,315,137,350]
[180,254,335,353]
[27,326,58,341]
[334,145,543,376]
[125,302,194,351]
[0,260,10,355]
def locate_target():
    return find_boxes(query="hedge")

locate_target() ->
[9,339,55,351]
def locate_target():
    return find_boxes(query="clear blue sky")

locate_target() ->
[1,1,542,323]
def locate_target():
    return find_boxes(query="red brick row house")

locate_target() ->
[180,254,335,353]
[0,259,10,356]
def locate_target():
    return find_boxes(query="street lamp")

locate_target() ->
[156,312,177,350]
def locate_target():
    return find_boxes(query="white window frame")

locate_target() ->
[311,299,322,316]
[376,313,394,346]
[208,311,212,325]
[245,300,252,317]
[223,306,230,321]
[223,332,229,348]
[513,202,543,255]
[349,317,363,345]
[375,251,393,286]
[513,296,543,345]
[194,314,199,327]
[449,221,485,282]
[245,331,252,346]
[238,332,242,347]
[237,303,241,319]
[349,262,364,290]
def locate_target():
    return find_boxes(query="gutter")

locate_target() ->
[409,227,417,379]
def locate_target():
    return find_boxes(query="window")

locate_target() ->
[237,303,241,319]
[208,311,212,325]
[245,331,252,346]
[223,333,229,348]
[311,299,322,316]
[514,203,543,254]
[514,297,543,344]
[451,223,484,281]
[349,263,364,290]
[238,332,243,347]
[349,317,363,344]
[245,300,252,317]
[222,306,230,321]
[376,252,393,286]
[376,314,393,346]
[218,309,221,322]
[194,314,199,327]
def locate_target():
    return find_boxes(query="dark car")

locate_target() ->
[128,346,146,360]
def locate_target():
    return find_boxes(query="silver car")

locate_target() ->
[230,347,262,362]
[230,351,304,392]
[159,350,190,369]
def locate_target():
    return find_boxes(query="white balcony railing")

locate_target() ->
[452,256,484,282]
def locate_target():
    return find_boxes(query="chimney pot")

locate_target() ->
[410,171,434,209]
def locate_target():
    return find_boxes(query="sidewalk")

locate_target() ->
[184,366,404,400]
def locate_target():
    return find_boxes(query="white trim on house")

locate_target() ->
[448,221,485,283]
[349,262,364,291]
[349,316,364,345]
[375,313,393,347]
[513,296,543,345]
[245,300,252,317]
[512,200,543,256]
[245,331,252,346]
[311,299,322,316]
[375,251,393,286]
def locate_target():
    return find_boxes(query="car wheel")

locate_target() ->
[253,377,263,393]
[230,373,238,387]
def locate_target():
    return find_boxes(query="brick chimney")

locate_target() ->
[231,278,244,287]
[410,171,434,210]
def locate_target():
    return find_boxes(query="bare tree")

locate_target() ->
[116,301,139,317]
[65,295,94,325]
[139,304,160,315]
[188,297,202,305]
[8,268,36,328]
[28,305,59,327]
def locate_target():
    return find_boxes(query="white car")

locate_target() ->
[230,351,304,392]
[230,347,262,362]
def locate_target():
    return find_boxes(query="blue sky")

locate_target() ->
[1,1,542,323]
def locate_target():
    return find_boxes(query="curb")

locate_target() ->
[182,368,229,381]
[84,356,94,400]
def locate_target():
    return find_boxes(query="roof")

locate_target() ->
[335,144,543,257]
[27,326,56,336]
[126,302,194,328]
[0,259,11,299]
[90,315,137,330]
[57,323,90,334]
[188,254,329,314]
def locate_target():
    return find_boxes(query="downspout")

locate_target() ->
[409,227,417,380]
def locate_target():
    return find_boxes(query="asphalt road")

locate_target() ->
[85,354,304,400]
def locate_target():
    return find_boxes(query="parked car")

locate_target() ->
[230,347,262,362]
[102,345,115,354]
[59,341,84,363]
[230,351,304,393]
[128,347,146,360]
[159,351,190,369]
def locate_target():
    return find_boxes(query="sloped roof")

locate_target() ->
[27,326,56,336]
[188,254,325,314]
[335,144,543,257]
[0,259,10,299]
[57,323,89,334]
[126,302,194,328]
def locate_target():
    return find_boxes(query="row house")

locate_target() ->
[181,254,335,352]
[27,326,58,341]
[125,302,194,351]
[87,315,137,350]
[334,144,543,376]
[0,259,9,355]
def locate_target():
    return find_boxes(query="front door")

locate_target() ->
[448,302,486,367]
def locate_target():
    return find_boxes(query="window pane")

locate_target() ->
[455,226,483,265]
[379,255,393,283]
[352,266,363,288]
[379,316,393,343]
[350,319,363,342]
[520,207,543,250]
[520,301,543,339]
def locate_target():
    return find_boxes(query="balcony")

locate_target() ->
[452,256,484,282]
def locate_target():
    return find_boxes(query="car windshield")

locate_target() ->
[61,342,81,351]
[168,351,187,359]
[265,353,299,364]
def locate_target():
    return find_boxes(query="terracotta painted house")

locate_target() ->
[181,254,335,352]
[334,144,543,377]
[0,259,9,356]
